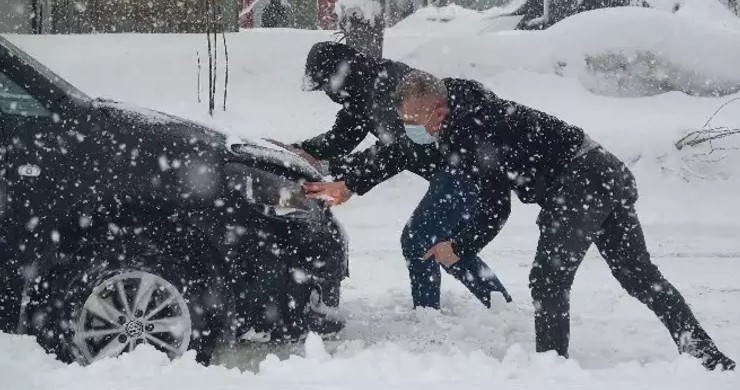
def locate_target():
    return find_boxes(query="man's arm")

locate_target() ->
[303,138,442,205]
[332,138,440,195]
[293,109,371,161]
[422,172,510,267]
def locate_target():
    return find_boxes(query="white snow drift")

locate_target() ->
[402,1,740,97]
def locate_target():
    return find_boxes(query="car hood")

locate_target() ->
[95,100,323,180]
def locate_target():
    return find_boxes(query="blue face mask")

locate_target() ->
[404,125,437,145]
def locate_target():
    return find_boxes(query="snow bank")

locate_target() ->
[551,6,740,97]
[677,0,740,31]
[403,2,740,97]
[390,2,527,36]
[2,331,737,390]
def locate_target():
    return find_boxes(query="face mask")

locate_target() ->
[404,125,437,145]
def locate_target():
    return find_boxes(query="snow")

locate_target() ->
[335,0,383,23]
[96,100,181,125]
[550,5,740,97]
[402,2,740,97]
[390,2,527,36]
[2,2,740,388]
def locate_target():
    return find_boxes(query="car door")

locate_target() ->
[0,72,14,333]
[0,67,55,332]
[0,43,89,333]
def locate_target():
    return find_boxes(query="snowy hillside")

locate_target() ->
[2,2,740,389]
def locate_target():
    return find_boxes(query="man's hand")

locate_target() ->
[303,181,353,206]
[423,241,460,267]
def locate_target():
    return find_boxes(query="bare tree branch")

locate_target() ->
[222,32,229,111]
[196,51,201,103]
[206,0,214,116]
[676,97,740,151]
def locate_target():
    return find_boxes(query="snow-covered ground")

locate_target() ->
[2,2,740,389]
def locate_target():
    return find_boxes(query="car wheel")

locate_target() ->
[32,229,228,365]
[71,269,193,363]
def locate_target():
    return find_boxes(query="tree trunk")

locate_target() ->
[729,0,739,16]
[338,0,384,58]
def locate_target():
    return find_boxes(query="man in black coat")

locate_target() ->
[393,70,735,371]
[294,42,511,309]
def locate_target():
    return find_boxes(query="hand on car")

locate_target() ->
[303,181,353,206]
[423,241,460,267]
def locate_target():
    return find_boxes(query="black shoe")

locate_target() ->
[701,350,736,371]
[306,310,345,336]
[677,330,735,371]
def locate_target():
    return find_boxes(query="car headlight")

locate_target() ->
[224,162,322,220]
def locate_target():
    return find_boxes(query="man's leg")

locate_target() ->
[594,203,736,370]
[530,209,601,357]
[401,171,508,309]
[530,157,616,356]
[401,210,442,309]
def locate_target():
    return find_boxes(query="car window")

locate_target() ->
[0,37,90,103]
[0,71,51,117]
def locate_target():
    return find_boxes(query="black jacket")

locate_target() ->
[296,42,441,195]
[438,78,585,257]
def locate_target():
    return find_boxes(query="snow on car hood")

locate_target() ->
[96,101,322,179]
[226,136,323,180]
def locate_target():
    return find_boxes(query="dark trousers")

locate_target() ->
[401,170,510,309]
[531,148,720,358]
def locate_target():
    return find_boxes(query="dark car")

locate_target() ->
[398,0,653,33]
[0,36,348,365]
[513,0,634,30]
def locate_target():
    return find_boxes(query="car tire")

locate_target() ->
[30,225,229,365]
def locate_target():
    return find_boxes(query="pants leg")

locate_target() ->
[402,219,442,309]
[401,171,509,309]
[530,150,619,356]
[594,203,726,361]
[530,204,611,356]
[531,149,734,368]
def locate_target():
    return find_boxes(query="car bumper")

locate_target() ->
[217,208,348,341]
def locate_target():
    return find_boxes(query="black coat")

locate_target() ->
[296,42,442,195]
[438,78,585,257]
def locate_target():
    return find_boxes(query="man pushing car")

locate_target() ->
[283,41,511,309]
[377,70,732,371]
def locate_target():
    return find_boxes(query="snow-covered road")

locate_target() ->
[2,4,740,387]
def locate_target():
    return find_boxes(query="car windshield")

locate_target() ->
[0,36,91,102]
